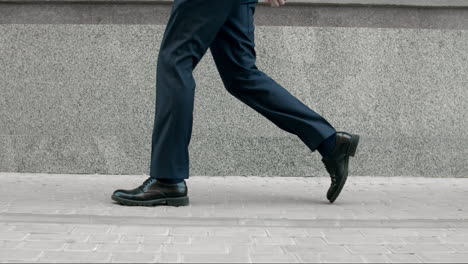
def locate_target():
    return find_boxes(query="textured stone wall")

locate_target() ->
[1,0,468,7]
[1,2,467,177]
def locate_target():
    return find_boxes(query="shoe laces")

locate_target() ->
[139,177,157,190]
[322,159,337,184]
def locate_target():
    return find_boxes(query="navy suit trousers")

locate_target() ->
[150,0,337,180]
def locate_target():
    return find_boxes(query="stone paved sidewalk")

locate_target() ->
[0,172,467,263]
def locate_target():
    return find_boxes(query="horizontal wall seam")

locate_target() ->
[1,3,468,29]
[1,0,468,8]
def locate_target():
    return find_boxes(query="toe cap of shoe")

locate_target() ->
[112,189,132,199]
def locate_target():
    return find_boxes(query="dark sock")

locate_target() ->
[317,132,337,158]
[157,178,184,184]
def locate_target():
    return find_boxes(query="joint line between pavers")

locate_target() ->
[1,213,468,228]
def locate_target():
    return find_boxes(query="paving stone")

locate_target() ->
[141,235,171,244]
[38,251,111,263]
[96,243,140,252]
[111,252,157,263]
[385,243,454,253]
[360,228,419,237]
[207,227,267,237]
[139,243,164,253]
[191,235,253,245]
[448,229,468,236]
[111,226,169,236]
[449,244,468,252]
[320,253,365,263]
[0,232,28,242]
[0,260,37,263]
[170,227,209,236]
[359,253,390,263]
[64,242,98,251]
[182,253,250,263]
[119,235,142,243]
[227,245,249,254]
[402,236,444,244]
[412,228,452,236]
[345,244,392,254]
[0,241,22,249]
[25,233,88,243]
[323,228,364,237]
[0,249,41,261]
[282,244,349,254]
[250,253,299,263]
[0,224,12,233]
[107,207,156,217]
[294,252,321,263]
[417,252,468,263]
[170,235,191,244]
[248,245,284,254]
[72,224,112,234]
[88,234,120,243]
[266,227,310,237]
[12,223,73,234]
[163,244,228,254]
[384,253,423,263]
[442,236,468,244]
[156,253,180,263]
[324,235,403,245]
[253,236,296,245]
[16,241,65,251]
[304,228,326,237]
[293,237,327,245]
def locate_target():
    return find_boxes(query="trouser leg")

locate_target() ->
[209,3,337,152]
[227,70,337,152]
[149,0,242,180]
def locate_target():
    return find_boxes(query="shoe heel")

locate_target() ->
[166,197,189,207]
[348,134,360,157]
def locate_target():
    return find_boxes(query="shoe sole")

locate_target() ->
[329,133,360,204]
[111,195,189,207]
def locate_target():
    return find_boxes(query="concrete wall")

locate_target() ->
[1,1,467,177]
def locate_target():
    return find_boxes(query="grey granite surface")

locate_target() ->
[1,24,467,177]
[1,0,468,8]
[2,2,468,31]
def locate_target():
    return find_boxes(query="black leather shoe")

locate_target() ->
[111,177,189,207]
[321,131,360,204]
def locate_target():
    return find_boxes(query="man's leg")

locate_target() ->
[209,3,360,204]
[209,3,337,154]
[149,0,242,182]
[112,0,244,206]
